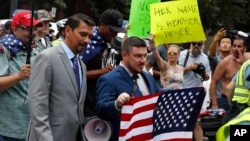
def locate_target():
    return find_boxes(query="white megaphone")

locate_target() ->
[83,116,112,141]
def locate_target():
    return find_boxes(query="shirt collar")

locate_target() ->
[61,41,75,60]
[120,61,134,77]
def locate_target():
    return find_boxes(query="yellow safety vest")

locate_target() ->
[52,38,63,47]
[216,107,250,141]
[232,60,250,106]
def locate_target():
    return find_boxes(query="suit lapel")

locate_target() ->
[45,36,52,48]
[35,37,46,50]
[117,66,143,96]
[79,60,86,101]
[57,46,79,96]
[116,66,132,84]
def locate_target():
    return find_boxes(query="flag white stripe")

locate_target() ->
[121,96,158,114]
[119,125,153,141]
[120,109,154,128]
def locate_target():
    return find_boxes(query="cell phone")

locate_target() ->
[51,7,57,18]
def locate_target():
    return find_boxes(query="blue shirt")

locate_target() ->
[61,42,82,88]
[178,49,211,88]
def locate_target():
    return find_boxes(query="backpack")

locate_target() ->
[208,55,220,76]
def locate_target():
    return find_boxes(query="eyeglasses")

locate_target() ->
[18,26,37,31]
[167,51,178,55]
[192,42,203,46]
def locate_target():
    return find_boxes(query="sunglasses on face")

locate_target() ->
[167,51,178,55]
[192,42,203,46]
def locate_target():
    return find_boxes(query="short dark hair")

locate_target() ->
[218,36,232,45]
[233,35,248,47]
[65,13,95,30]
[122,36,147,53]
[4,21,12,30]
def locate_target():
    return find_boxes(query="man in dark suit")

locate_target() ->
[27,13,95,141]
[96,36,160,141]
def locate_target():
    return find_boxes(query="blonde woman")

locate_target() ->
[148,35,184,90]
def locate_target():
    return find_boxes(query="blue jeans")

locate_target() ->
[0,135,25,141]
[217,94,230,111]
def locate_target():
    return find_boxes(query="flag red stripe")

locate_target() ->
[119,94,159,140]
[125,133,153,141]
[119,87,204,141]
[120,103,156,121]
[119,117,152,136]
[124,93,161,106]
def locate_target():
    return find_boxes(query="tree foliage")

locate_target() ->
[84,0,250,35]
[198,0,250,35]
[86,0,131,20]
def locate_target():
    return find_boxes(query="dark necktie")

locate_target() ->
[131,74,142,96]
[39,38,47,48]
[71,56,81,93]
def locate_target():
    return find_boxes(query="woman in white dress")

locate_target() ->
[148,35,184,90]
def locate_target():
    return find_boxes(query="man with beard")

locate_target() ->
[210,36,249,111]
[179,41,210,88]
[178,41,211,141]
[0,11,42,141]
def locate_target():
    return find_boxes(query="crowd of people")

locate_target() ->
[0,7,250,141]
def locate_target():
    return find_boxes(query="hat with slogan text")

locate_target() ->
[99,9,126,33]
[11,11,43,28]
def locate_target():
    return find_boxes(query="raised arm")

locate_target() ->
[208,28,227,56]
[148,34,167,71]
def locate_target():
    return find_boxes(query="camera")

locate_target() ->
[193,63,205,75]
[193,63,206,81]
[229,30,249,38]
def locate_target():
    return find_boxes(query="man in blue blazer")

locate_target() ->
[96,36,160,141]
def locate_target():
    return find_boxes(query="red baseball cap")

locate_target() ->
[11,11,43,28]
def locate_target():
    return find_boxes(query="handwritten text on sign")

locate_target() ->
[150,0,206,45]
[128,0,160,38]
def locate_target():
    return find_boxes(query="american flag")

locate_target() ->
[198,108,225,118]
[79,26,106,63]
[0,34,25,56]
[119,87,205,141]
